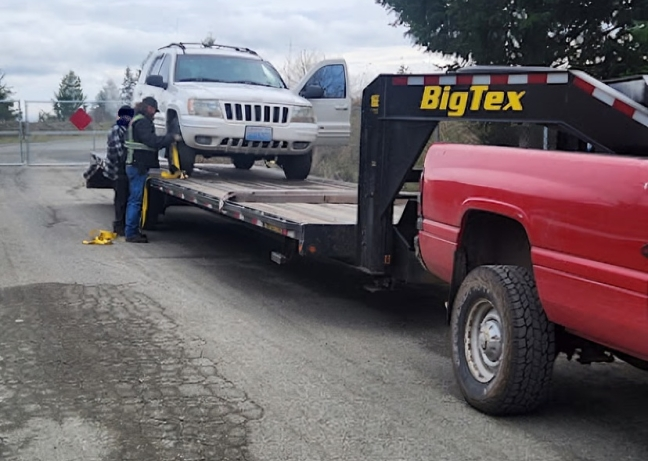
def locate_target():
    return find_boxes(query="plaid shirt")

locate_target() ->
[103,123,128,180]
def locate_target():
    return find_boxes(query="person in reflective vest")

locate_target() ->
[123,97,180,243]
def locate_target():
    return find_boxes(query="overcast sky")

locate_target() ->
[0,0,446,106]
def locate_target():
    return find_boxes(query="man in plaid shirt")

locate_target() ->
[104,105,134,236]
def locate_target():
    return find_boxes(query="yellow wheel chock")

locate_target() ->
[82,229,117,245]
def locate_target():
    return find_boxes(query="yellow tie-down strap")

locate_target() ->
[160,143,187,179]
[141,143,187,229]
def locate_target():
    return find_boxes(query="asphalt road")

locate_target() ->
[0,166,646,461]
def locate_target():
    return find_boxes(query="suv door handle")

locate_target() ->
[334,105,348,110]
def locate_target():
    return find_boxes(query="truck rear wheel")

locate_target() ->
[280,152,312,180]
[450,265,555,415]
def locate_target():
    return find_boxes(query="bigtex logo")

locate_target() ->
[420,85,525,116]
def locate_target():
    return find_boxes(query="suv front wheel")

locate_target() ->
[231,155,256,170]
[280,151,312,180]
[177,142,196,176]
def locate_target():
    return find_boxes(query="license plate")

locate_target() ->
[244,126,273,142]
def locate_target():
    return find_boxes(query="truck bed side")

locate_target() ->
[418,143,648,360]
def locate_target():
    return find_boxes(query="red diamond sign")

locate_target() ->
[69,107,92,131]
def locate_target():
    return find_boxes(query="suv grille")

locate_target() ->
[220,138,289,151]
[223,103,289,124]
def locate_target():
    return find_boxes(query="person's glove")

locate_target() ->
[173,133,182,142]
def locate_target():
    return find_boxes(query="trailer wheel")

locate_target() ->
[280,152,312,180]
[232,155,255,170]
[177,142,196,176]
[450,265,555,416]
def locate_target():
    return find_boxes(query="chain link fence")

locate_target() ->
[0,100,24,165]
[23,100,123,165]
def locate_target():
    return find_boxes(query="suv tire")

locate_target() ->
[177,142,196,176]
[232,155,256,170]
[280,151,312,180]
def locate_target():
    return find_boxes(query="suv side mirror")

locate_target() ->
[146,75,166,89]
[301,85,325,99]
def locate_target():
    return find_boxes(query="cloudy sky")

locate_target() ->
[0,0,447,106]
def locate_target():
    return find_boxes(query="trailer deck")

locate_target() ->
[147,163,409,263]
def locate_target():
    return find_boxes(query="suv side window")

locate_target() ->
[301,64,346,98]
[147,55,163,78]
[157,55,171,85]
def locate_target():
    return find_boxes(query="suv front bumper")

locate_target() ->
[179,116,318,155]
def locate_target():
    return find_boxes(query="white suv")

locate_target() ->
[132,42,352,180]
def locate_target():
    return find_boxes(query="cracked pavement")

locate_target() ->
[0,283,261,460]
[0,166,647,461]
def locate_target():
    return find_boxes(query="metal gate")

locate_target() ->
[21,99,121,166]
[0,99,24,165]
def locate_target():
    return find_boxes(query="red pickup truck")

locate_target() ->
[417,140,648,415]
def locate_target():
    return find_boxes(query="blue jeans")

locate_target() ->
[125,165,148,238]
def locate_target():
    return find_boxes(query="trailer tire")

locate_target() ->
[450,265,555,416]
[281,152,312,180]
[232,155,255,170]
[177,142,196,176]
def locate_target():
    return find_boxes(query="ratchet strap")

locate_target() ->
[160,143,187,179]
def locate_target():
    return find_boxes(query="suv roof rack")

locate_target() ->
[158,42,258,56]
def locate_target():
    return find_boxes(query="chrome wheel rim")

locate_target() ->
[464,299,503,383]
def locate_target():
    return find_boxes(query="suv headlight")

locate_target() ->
[188,99,223,118]
[290,106,315,123]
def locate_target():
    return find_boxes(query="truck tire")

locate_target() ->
[450,265,555,416]
[177,142,196,176]
[281,152,312,180]
[232,155,255,170]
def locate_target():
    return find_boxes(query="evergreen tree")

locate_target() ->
[120,67,138,104]
[53,70,86,120]
[0,70,19,121]
[93,79,121,122]
[376,0,648,78]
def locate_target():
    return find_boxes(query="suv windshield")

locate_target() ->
[174,54,286,88]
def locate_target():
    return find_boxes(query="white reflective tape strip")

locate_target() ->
[407,76,425,85]
[547,73,569,84]
[508,74,528,84]
[592,88,615,106]
[439,75,457,85]
[632,111,648,127]
[472,75,491,85]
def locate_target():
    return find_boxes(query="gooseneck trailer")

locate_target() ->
[89,65,648,415]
